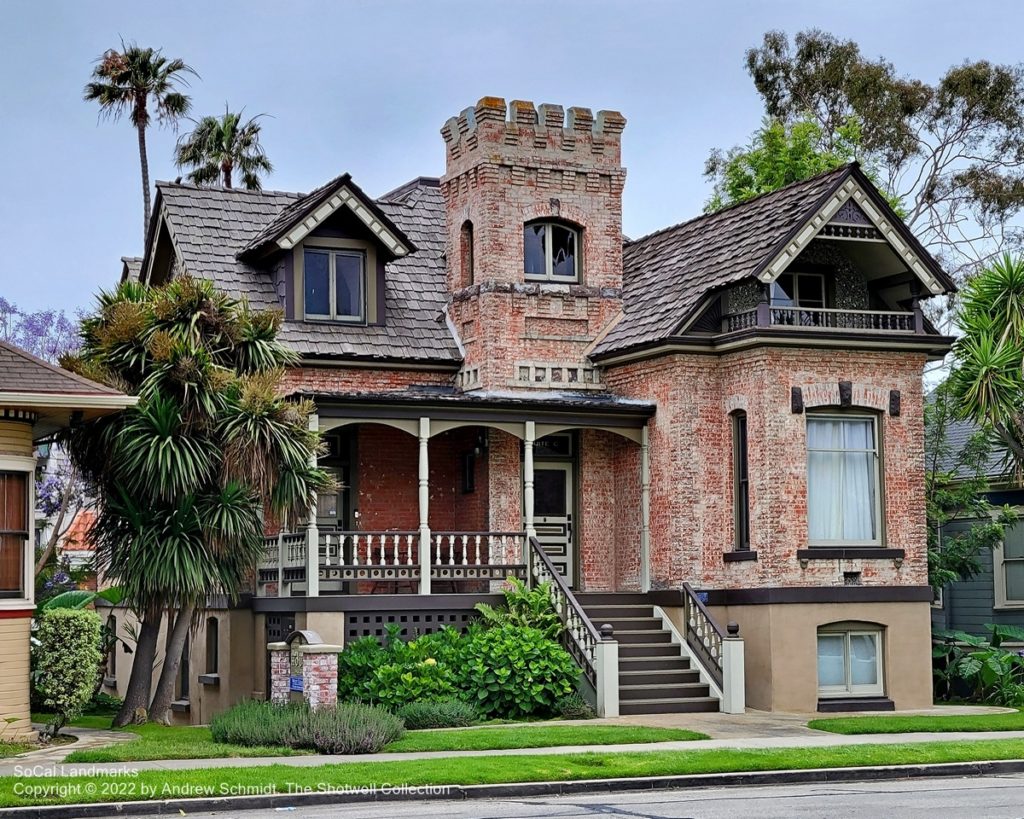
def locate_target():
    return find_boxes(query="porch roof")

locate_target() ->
[296,386,656,429]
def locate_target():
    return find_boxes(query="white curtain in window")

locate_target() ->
[817,634,846,687]
[807,418,877,541]
[849,634,879,686]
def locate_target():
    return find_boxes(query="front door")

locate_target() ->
[532,462,575,585]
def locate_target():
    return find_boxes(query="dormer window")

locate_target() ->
[304,248,365,322]
[524,221,579,282]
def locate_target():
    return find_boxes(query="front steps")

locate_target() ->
[578,593,719,715]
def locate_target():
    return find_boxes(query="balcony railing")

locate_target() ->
[722,305,923,335]
[258,530,528,596]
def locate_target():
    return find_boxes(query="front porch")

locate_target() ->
[258,389,658,599]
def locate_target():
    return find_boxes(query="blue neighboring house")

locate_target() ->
[931,415,1024,636]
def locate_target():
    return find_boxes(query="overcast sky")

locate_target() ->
[2,0,1021,313]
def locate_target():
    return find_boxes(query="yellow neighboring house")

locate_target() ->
[0,339,133,738]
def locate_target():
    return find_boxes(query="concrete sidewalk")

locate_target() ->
[1,705,1019,777]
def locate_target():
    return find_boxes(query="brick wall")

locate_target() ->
[302,650,338,710]
[440,97,626,391]
[605,347,928,590]
[281,365,453,395]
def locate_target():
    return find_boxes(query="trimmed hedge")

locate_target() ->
[396,698,477,729]
[33,609,102,736]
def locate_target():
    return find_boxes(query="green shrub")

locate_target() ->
[459,624,577,719]
[211,700,404,754]
[934,624,1024,705]
[475,578,562,640]
[397,697,477,729]
[33,609,102,736]
[336,636,387,700]
[555,691,596,720]
[407,627,465,666]
[365,660,456,710]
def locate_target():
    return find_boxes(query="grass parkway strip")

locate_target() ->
[4,739,1024,809]
[808,709,1024,735]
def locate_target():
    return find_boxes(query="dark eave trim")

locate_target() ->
[299,393,655,427]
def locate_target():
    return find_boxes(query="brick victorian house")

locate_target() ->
[112,96,955,719]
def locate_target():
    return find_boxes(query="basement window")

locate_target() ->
[817,625,883,697]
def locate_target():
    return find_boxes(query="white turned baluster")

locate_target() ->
[434,534,442,565]
[461,535,469,565]
[406,534,414,566]
[392,534,401,566]
[349,534,357,567]
[474,535,481,566]
[447,535,455,565]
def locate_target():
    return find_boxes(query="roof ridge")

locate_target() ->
[155,180,304,199]
[0,339,122,395]
[378,176,442,203]
[625,163,855,249]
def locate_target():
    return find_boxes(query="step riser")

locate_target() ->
[620,700,720,715]
[614,632,673,644]
[596,619,664,631]
[619,671,700,686]
[620,658,692,672]
[619,644,681,658]
[620,684,710,701]
[576,593,653,605]
[583,606,655,619]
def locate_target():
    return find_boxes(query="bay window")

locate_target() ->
[806,414,881,545]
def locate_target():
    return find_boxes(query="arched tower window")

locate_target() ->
[524,220,580,282]
[459,220,474,286]
[206,617,219,675]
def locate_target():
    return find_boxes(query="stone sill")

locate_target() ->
[798,548,905,561]
[102,676,117,689]
[723,551,758,563]
[170,699,190,714]
[198,674,220,686]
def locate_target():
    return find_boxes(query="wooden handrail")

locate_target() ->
[682,582,725,688]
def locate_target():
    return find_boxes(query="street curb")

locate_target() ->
[7,759,1024,818]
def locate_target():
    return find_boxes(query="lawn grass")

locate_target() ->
[384,724,706,752]
[809,708,1024,735]
[3,739,1024,808]
[0,743,34,759]
[62,720,705,762]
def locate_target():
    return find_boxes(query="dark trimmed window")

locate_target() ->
[206,617,219,675]
[732,412,750,550]
[0,472,28,598]
[771,271,826,308]
[304,248,366,322]
[524,222,579,282]
[460,220,474,286]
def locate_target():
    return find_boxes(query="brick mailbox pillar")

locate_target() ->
[267,642,291,704]
[301,645,341,710]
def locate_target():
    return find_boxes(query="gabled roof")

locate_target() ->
[141,177,460,363]
[119,256,143,283]
[593,164,956,358]
[238,173,415,260]
[0,340,122,396]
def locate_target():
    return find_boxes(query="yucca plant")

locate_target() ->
[60,277,332,725]
[949,254,1024,468]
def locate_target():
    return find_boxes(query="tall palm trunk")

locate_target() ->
[149,602,194,724]
[136,98,151,246]
[113,611,161,727]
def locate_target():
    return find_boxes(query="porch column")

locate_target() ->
[523,421,536,552]
[306,412,320,597]
[418,416,432,595]
[640,423,651,592]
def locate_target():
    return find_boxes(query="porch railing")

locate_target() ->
[722,305,922,334]
[681,582,724,689]
[257,530,528,595]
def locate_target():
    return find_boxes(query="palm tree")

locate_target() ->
[949,253,1024,466]
[84,42,197,243]
[60,278,331,725]
[175,107,273,190]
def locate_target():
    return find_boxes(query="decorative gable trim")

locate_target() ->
[141,207,185,286]
[756,175,945,297]
[276,185,411,258]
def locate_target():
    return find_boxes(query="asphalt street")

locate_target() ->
[107,774,1024,819]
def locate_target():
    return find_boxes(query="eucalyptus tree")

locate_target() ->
[84,43,197,242]
[175,106,273,190]
[60,277,330,725]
